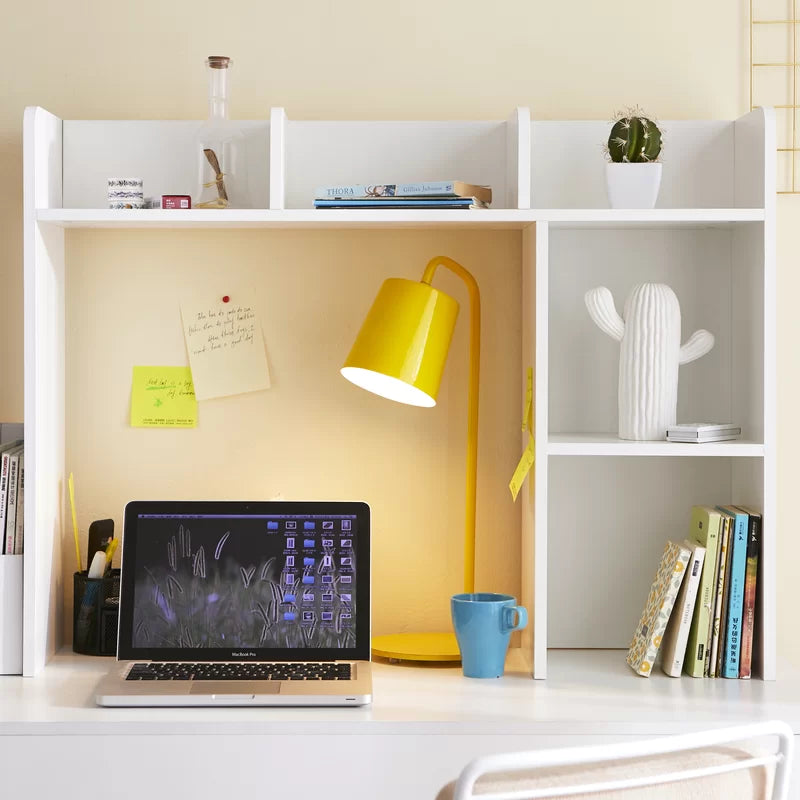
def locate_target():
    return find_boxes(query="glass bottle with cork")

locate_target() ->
[194,56,249,209]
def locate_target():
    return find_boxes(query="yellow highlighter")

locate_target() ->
[104,539,119,573]
[68,473,82,572]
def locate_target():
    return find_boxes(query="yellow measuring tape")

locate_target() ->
[509,366,535,501]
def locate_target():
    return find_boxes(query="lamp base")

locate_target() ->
[371,632,461,662]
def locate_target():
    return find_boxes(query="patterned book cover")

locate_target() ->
[717,506,748,678]
[627,540,691,677]
[735,506,762,679]
[683,506,722,677]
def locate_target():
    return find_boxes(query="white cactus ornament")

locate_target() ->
[585,283,714,441]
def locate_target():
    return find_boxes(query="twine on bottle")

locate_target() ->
[197,148,229,208]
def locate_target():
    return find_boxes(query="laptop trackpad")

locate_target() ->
[189,681,280,696]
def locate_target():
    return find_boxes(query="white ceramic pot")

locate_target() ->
[605,162,663,209]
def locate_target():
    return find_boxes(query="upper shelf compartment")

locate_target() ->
[529,108,774,210]
[61,119,271,209]
[273,108,528,211]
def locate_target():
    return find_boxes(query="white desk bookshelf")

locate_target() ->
[1,648,798,800]
[20,106,777,716]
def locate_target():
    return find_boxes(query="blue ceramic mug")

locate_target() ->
[451,593,528,678]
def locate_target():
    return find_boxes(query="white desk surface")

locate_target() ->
[2,649,800,736]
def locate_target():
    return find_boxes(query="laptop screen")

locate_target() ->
[118,501,370,662]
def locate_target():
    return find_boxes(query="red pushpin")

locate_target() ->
[222,295,230,303]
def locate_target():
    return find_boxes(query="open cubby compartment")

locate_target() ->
[273,107,530,211]
[530,107,771,209]
[546,222,765,443]
[543,455,773,680]
[60,118,270,209]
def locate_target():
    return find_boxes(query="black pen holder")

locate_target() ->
[73,569,120,656]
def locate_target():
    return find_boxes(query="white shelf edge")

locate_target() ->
[546,435,765,457]
[35,207,766,230]
[36,208,537,229]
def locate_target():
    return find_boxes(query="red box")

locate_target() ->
[161,195,192,209]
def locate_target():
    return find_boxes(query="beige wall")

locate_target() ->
[4,1,797,660]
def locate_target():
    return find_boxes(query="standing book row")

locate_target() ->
[0,424,24,674]
[627,505,761,679]
[0,439,25,555]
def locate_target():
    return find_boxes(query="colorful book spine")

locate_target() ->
[683,506,722,677]
[4,449,20,555]
[736,507,761,679]
[708,515,730,677]
[13,455,24,555]
[0,451,10,554]
[717,505,748,678]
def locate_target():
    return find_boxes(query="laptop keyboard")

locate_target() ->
[126,662,352,681]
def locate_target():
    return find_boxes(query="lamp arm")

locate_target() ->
[422,256,480,594]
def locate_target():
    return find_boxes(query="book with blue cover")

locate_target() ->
[313,197,486,209]
[717,505,749,678]
[314,181,492,204]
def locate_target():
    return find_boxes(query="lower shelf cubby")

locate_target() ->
[543,455,768,678]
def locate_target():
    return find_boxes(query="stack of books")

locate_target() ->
[627,505,761,679]
[0,436,24,556]
[313,181,492,209]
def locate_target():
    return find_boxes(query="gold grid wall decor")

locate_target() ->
[752,0,800,192]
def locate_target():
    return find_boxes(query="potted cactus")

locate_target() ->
[604,108,663,209]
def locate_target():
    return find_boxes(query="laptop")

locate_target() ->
[95,500,372,707]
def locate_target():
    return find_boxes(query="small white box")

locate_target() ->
[0,555,23,674]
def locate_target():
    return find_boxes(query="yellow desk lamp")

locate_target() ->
[341,255,480,661]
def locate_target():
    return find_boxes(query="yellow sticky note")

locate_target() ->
[130,366,198,428]
[522,367,533,432]
[509,435,535,502]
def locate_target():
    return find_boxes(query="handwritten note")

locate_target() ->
[131,366,197,428]
[180,290,271,401]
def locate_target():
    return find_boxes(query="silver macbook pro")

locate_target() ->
[96,500,372,707]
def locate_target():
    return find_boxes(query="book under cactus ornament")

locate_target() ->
[585,283,714,441]
[604,108,664,208]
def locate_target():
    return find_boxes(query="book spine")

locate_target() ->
[13,457,24,555]
[4,453,19,555]
[666,547,705,676]
[684,510,720,677]
[720,511,747,677]
[703,518,723,676]
[738,512,760,679]
[315,181,458,199]
[708,518,730,677]
[0,453,9,555]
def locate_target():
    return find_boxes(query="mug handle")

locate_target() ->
[503,605,528,632]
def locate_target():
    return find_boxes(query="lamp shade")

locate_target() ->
[341,277,459,407]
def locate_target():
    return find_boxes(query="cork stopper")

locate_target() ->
[206,56,231,69]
